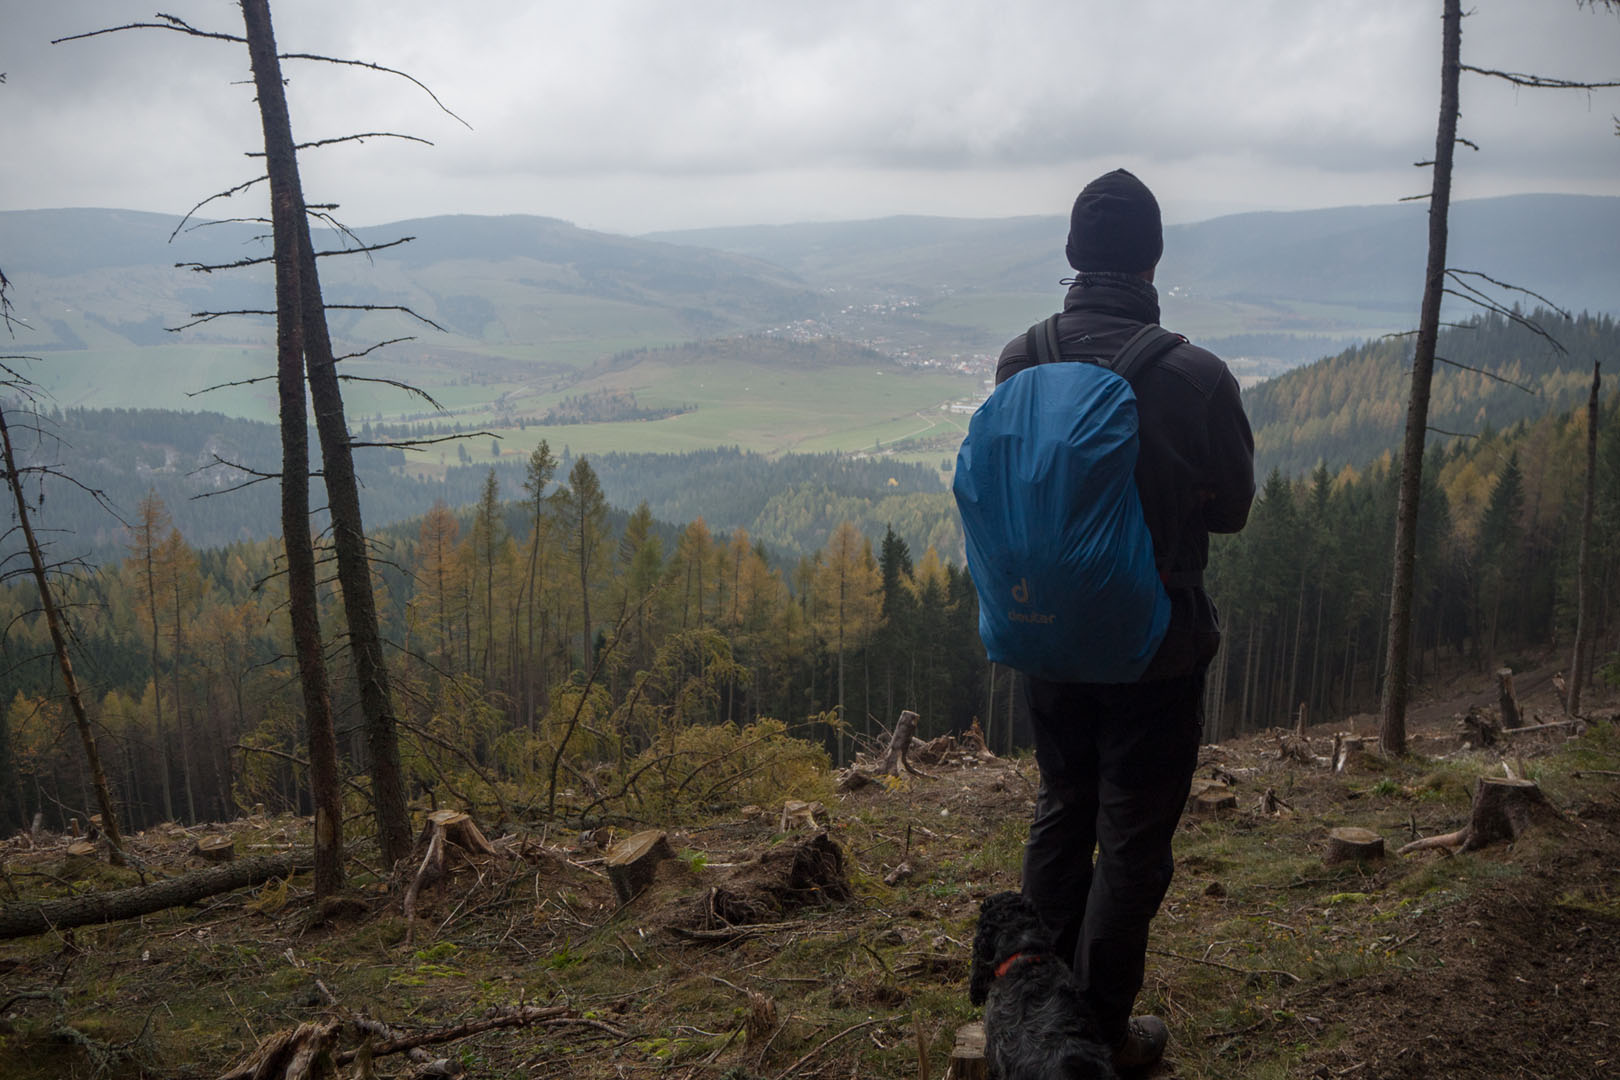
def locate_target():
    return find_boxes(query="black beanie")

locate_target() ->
[1064,169,1163,273]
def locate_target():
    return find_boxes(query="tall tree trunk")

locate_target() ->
[142,535,173,822]
[239,0,413,867]
[241,0,344,897]
[1568,362,1602,714]
[0,405,126,865]
[172,579,196,823]
[1382,0,1460,756]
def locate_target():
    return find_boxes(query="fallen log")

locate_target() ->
[0,851,307,940]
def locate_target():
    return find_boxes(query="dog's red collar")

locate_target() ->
[994,951,1043,978]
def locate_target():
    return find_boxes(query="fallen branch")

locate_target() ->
[332,1005,595,1063]
[770,1015,894,1080]
[1147,947,1300,986]
[0,852,307,940]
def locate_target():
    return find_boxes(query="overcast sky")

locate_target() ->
[4,1,1618,235]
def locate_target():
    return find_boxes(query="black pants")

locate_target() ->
[1019,671,1204,1045]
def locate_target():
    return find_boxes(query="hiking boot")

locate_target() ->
[1113,1015,1168,1071]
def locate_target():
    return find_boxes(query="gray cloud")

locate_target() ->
[3,0,1617,232]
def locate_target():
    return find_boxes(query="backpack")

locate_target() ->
[952,316,1183,683]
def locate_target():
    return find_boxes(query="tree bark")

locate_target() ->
[241,0,344,898]
[0,406,126,865]
[0,852,307,940]
[1568,363,1601,715]
[1381,0,1460,757]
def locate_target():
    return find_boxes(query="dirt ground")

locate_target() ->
[2,658,1618,1079]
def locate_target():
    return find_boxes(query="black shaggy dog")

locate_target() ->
[969,891,1118,1080]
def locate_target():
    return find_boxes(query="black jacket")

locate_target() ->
[995,274,1255,681]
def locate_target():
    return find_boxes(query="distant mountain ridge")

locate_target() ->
[649,194,1620,318]
[3,194,1617,434]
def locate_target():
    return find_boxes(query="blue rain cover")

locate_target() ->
[952,362,1169,683]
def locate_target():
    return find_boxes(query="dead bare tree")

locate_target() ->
[0,370,127,865]
[1567,363,1602,715]
[238,0,415,868]
[1380,1,1620,755]
[57,4,473,871]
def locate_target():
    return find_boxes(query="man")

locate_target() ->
[996,169,1254,1070]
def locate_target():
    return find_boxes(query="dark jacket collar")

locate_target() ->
[1061,272,1161,325]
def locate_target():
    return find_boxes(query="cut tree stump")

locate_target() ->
[946,1021,988,1080]
[606,829,676,905]
[0,852,307,940]
[417,809,497,857]
[403,810,501,928]
[1399,776,1565,855]
[65,841,98,858]
[1323,827,1385,865]
[194,835,236,862]
[1189,780,1236,814]
[779,800,827,832]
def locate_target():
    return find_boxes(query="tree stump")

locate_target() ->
[1497,667,1521,730]
[946,1021,988,1080]
[1323,827,1385,865]
[875,710,923,776]
[419,809,497,856]
[606,829,676,905]
[1333,734,1371,773]
[1461,777,1563,851]
[1401,777,1564,855]
[1460,706,1501,748]
[65,841,98,858]
[1189,779,1236,814]
[194,835,236,862]
[778,800,827,832]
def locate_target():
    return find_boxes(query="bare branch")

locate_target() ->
[171,177,270,241]
[52,14,244,48]
[348,431,498,452]
[247,131,433,156]
[277,52,472,129]
[174,236,414,274]
[1461,63,1620,90]
[335,375,444,410]
[334,337,414,362]
[168,309,276,332]
[1441,290,1568,353]
[324,304,447,332]
[1427,426,1479,439]
[1434,355,1540,395]
[1446,269,1572,321]
[186,374,278,398]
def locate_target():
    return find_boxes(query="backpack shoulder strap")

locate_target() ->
[1108,324,1184,386]
[1023,314,1063,366]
